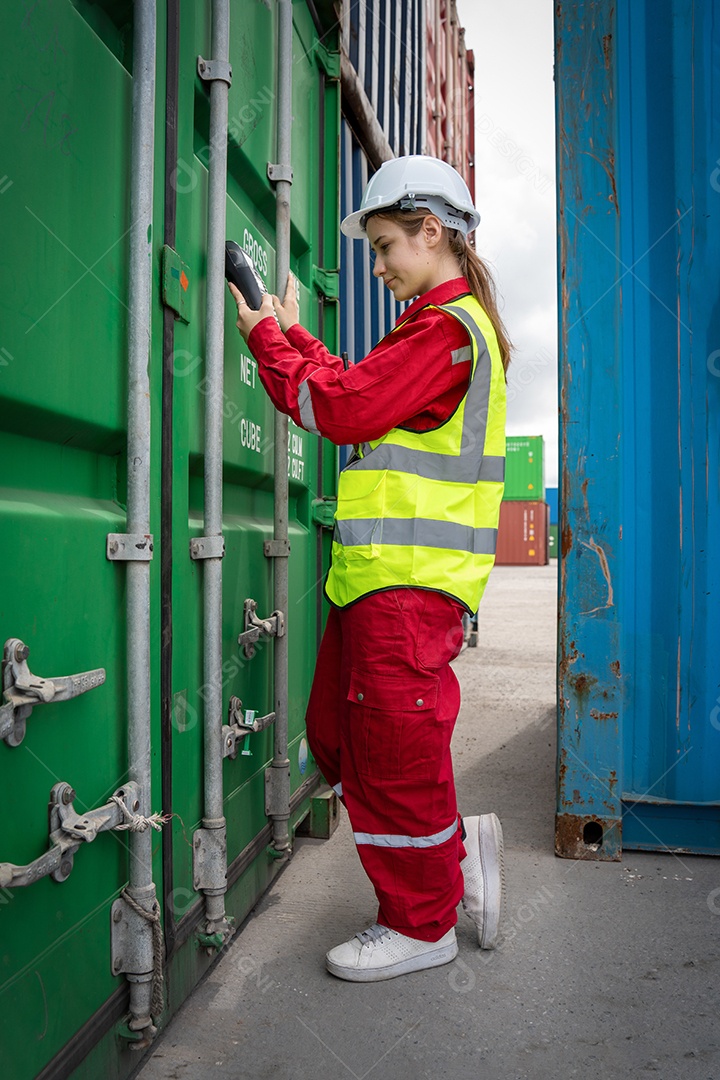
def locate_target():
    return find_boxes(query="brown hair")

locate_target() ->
[372,209,513,372]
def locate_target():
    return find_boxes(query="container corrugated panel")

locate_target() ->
[0,3,339,1076]
[339,0,476,370]
[339,121,409,364]
[495,501,549,566]
[556,0,720,859]
[504,435,545,501]
[339,0,425,370]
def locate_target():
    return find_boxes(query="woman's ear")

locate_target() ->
[422,214,445,249]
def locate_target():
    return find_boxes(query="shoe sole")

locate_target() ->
[326,940,458,982]
[478,814,505,950]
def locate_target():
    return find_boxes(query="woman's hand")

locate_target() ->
[271,272,300,333]
[228,282,275,342]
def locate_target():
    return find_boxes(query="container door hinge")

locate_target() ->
[238,599,285,659]
[161,245,191,323]
[311,497,337,529]
[196,922,236,953]
[223,696,276,758]
[107,533,154,561]
[312,265,340,300]
[0,638,106,748]
[0,781,141,888]
[267,163,293,185]
[313,41,341,79]
[197,56,232,86]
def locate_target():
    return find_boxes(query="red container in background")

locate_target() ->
[495,501,549,565]
[425,0,475,200]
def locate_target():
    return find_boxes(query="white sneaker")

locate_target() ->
[461,813,506,949]
[325,923,458,982]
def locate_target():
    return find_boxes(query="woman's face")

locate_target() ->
[366,216,436,302]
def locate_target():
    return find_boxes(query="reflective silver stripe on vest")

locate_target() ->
[298,377,321,435]
[354,819,458,849]
[351,444,505,483]
[348,302,499,485]
[335,517,497,556]
[451,344,472,365]
[333,782,343,798]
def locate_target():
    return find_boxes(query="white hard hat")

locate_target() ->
[341,155,480,239]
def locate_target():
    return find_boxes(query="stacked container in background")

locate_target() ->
[425,0,476,198]
[496,501,550,566]
[546,485,559,558]
[496,436,549,565]
[504,435,545,499]
[339,0,475,367]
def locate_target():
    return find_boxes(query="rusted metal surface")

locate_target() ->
[555,0,720,858]
[555,813,622,861]
[555,0,623,861]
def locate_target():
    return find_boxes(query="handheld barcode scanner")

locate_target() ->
[225,241,265,309]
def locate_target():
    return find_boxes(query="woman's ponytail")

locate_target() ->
[448,230,512,373]
[370,208,513,373]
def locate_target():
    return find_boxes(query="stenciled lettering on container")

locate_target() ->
[243,228,269,278]
[288,428,305,481]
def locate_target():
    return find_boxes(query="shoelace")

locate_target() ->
[355,923,394,948]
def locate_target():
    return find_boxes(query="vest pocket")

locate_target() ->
[345,669,446,781]
[333,472,387,564]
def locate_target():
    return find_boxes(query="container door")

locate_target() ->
[157,0,340,1017]
[555,0,720,859]
[0,4,159,1077]
[0,1,339,1077]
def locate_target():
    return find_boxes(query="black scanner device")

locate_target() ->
[225,241,264,309]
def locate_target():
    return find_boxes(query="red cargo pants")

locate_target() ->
[305,588,468,942]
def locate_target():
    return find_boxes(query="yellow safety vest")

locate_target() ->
[325,293,506,613]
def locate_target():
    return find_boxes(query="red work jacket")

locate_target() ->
[245,277,474,445]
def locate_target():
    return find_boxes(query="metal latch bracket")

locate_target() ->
[267,163,293,184]
[197,56,233,85]
[264,539,290,558]
[0,782,140,889]
[237,599,285,659]
[223,697,276,759]
[1,638,106,747]
[190,536,226,560]
[107,534,154,561]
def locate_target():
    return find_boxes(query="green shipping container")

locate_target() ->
[504,435,545,500]
[549,523,559,559]
[0,2,339,1078]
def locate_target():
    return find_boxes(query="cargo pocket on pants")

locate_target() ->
[346,669,443,781]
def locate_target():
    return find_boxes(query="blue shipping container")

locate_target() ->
[556,0,720,859]
[339,0,425,368]
[546,486,558,527]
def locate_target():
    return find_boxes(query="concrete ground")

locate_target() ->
[133,565,720,1080]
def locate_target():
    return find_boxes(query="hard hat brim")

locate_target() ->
[341,203,480,240]
[340,208,372,239]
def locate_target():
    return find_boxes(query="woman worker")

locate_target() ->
[230,155,509,982]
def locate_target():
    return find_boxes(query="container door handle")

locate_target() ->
[0,638,106,747]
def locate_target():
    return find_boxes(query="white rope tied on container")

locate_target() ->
[119,887,165,1020]
[110,795,169,832]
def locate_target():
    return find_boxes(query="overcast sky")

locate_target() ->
[455,0,558,486]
